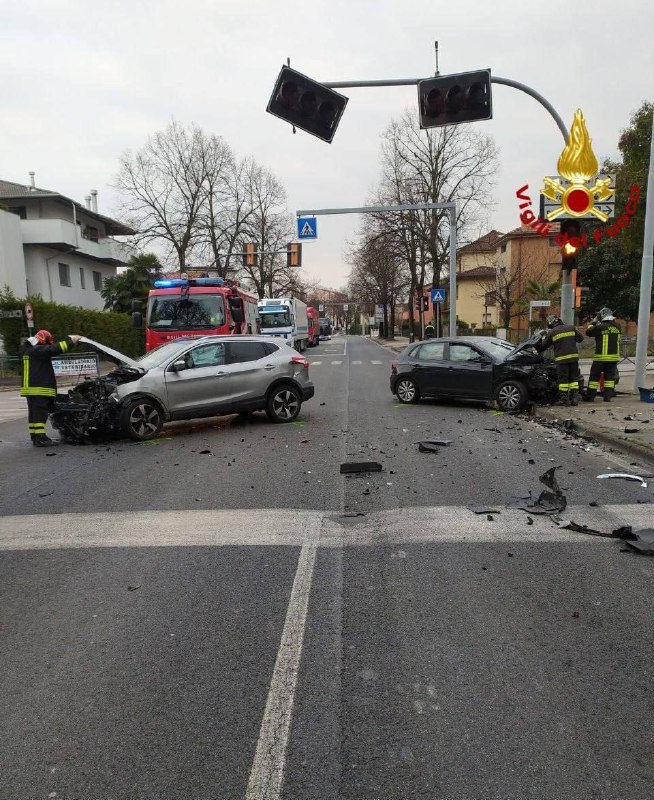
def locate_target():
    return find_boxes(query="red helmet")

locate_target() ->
[35,330,54,345]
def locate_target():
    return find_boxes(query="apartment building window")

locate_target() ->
[93,271,102,291]
[83,225,99,242]
[500,244,507,253]
[79,268,86,289]
[58,263,71,287]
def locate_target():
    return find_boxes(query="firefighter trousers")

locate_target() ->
[555,360,580,393]
[587,361,618,400]
[27,396,53,440]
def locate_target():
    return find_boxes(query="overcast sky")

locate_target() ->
[2,0,652,290]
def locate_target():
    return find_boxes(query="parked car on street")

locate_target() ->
[389,334,559,412]
[52,336,315,442]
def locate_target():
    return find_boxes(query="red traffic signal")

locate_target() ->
[418,69,492,129]
[267,66,349,143]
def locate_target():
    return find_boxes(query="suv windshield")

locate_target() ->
[134,341,195,369]
[148,294,225,330]
[259,310,291,328]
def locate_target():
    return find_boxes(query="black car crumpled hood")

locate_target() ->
[503,332,547,362]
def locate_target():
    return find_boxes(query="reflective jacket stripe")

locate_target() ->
[19,387,57,397]
[59,340,69,353]
[22,356,30,392]
[552,331,576,341]
[554,353,580,361]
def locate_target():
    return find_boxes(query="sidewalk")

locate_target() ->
[371,336,654,463]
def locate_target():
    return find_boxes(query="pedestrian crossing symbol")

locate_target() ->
[297,216,317,239]
[431,288,447,303]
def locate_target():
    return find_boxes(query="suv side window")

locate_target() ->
[227,341,267,363]
[416,342,445,361]
[262,342,279,356]
[186,343,226,368]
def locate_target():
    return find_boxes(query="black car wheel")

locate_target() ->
[120,398,164,441]
[395,377,420,404]
[495,380,528,412]
[266,385,302,423]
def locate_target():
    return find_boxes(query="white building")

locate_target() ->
[0,176,135,310]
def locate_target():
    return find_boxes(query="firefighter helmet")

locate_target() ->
[35,330,54,345]
[546,315,562,328]
[599,307,614,321]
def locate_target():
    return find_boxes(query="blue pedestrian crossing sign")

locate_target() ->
[431,288,447,303]
[297,217,317,239]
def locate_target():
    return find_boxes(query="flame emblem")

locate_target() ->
[540,110,614,222]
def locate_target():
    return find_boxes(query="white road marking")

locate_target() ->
[246,533,319,800]
[309,361,322,365]
[351,360,362,365]
[331,360,343,365]
[2,505,652,551]
[370,360,383,365]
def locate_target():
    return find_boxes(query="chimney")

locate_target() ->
[85,196,92,210]
[90,190,98,213]
[28,171,36,189]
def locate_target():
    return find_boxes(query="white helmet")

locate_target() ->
[599,307,614,321]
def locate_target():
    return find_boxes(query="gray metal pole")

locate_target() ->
[634,115,654,392]
[296,202,452,216]
[449,205,457,336]
[321,75,568,143]
[560,269,575,326]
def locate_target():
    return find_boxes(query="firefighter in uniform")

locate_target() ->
[19,330,81,446]
[538,315,584,406]
[584,308,621,402]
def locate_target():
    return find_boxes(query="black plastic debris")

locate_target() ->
[527,517,534,525]
[624,427,641,434]
[557,522,637,541]
[487,514,494,521]
[340,462,383,474]
[540,466,562,493]
[623,529,654,555]
[38,490,54,498]
[199,449,212,455]
[468,506,501,514]
[562,419,576,431]
[417,439,452,447]
[417,441,441,453]
[127,584,141,591]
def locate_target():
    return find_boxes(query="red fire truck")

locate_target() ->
[306,306,320,347]
[139,277,260,352]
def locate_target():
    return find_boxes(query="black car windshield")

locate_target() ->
[147,294,225,330]
[476,339,515,362]
[259,310,291,328]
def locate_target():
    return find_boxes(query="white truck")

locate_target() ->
[257,297,309,352]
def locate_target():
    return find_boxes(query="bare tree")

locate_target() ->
[363,111,498,336]
[238,163,295,298]
[114,120,207,269]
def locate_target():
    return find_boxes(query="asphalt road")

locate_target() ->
[1,335,653,799]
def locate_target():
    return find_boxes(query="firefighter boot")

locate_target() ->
[32,434,56,448]
[556,391,570,406]
[568,390,579,406]
[603,389,614,403]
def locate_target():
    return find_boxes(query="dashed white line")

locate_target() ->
[351,360,362,365]
[310,361,322,365]
[331,360,343,365]
[370,360,383,365]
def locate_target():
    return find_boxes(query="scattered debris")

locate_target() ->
[572,611,580,618]
[527,517,534,525]
[300,439,310,444]
[623,529,654,555]
[45,452,56,457]
[597,473,648,488]
[340,462,383,474]
[624,427,641,434]
[38,490,54,498]
[198,449,212,455]
[468,506,501,515]
[341,512,366,518]
[589,501,599,507]
[486,514,494,522]
[127,585,141,591]
[320,402,326,406]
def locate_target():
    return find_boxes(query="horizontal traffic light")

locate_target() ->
[267,66,349,143]
[418,69,492,129]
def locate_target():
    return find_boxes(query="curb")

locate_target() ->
[536,405,654,467]
[367,336,407,354]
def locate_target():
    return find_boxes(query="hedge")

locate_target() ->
[0,293,144,359]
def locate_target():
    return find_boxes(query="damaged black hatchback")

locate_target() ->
[390,334,559,412]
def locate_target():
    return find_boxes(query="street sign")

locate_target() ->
[0,309,23,319]
[24,302,34,330]
[343,303,348,312]
[297,217,317,239]
[431,288,447,303]
[530,300,551,308]
[375,303,385,321]
[319,304,324,312]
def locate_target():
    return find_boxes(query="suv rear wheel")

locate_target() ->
[495,380,528,412]
[266,385,302,423]
[120,398,164,441]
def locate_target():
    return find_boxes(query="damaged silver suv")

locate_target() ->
[51,336,315,443]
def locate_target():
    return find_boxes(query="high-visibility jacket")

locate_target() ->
[586,320,621,362]
[539,324,584,362]
[19,337,74,398]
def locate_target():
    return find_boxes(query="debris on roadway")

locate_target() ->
[597,473,648,488]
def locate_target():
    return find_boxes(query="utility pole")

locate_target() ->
[634,114,654,392]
